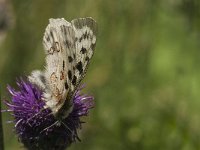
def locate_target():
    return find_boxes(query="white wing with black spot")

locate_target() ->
[42,18,76,115]
[71,17,97,90]
[28,17,97,119]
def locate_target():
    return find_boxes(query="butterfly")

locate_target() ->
[28,17,97,119]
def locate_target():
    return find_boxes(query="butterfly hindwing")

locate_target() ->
[28,70,46,90]
[71,17,97,90]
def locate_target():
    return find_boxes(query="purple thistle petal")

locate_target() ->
[3,78,94,150]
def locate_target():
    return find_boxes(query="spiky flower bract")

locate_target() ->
[5,78,94,150]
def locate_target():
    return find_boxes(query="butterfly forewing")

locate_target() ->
[43,18,76,114]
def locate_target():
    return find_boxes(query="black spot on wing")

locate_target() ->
[83,31,87,39]
[76,61,83,74]
[85,56,89,62]
[50,31,55,41]
[63,61,65,70]
[79,36,83,42]
[68,56,73,63]
[54,42,60,52]
[63,26,67,35]
[78,31,89,43]
[68,70,72,80]
[83,31,90,39]
[39,73,46,84]
[65,40,71,49]
[65,82,69,89]
[73,53,76,59]
[46,35,50,41]
[72,75,77,85]
[80,47,87,54]
[91,43,96,51]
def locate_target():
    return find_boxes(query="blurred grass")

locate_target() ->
[1,0,200,150]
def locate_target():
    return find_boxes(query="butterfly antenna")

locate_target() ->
[40,120,59,134]
[27,107,47,123]
[61,121,74,135]
[61,121,80,140]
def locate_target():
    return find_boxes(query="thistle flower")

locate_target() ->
[4,78,94,150]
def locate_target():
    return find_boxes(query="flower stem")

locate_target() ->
[0,85,4,150]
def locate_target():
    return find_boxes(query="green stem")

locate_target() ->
[0,86,4,150]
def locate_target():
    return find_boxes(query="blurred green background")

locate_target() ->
[1,0,200,149]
